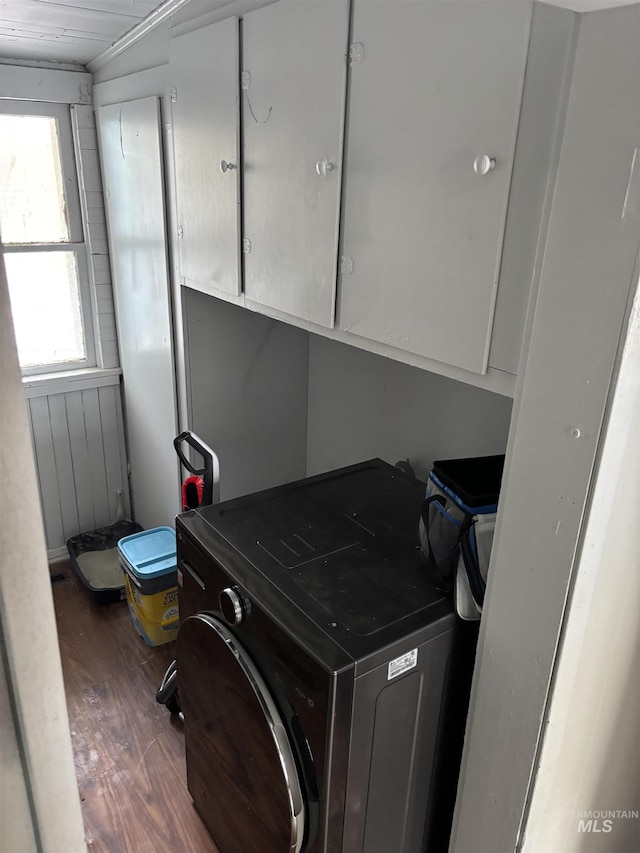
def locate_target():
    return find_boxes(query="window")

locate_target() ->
[0,101,95,374]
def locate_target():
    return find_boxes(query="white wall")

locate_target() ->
[183,288,309,499]
[182,294,513,499]
[306,335,512,479]
[0,646,37,853]
[23,379,130,555]
[0,258,86,853]
[522,278,640,852]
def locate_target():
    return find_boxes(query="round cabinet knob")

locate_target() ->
[220,160,236,173]
[315,159,335,178]
[219,586,246,626]
[473,155,496,176]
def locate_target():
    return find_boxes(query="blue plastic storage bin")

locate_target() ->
[117,526,178,646]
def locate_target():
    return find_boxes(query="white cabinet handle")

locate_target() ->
[315,159,335,177]
[220,160,236,173]
[473,155,496,176]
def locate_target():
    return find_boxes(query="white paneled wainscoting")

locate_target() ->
[23,371,130,560]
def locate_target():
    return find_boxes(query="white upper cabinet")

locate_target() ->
[339,0,533,374]
[170,17,241,298]
[242,0,350,328]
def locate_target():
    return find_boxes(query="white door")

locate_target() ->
[242,0,350,327]
[339,0,532,374]
[97,97,180,529]
[170,17,241,299]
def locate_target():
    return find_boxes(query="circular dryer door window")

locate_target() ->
[177,612,306,853]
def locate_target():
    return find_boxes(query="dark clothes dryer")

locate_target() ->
[175,459,475,853]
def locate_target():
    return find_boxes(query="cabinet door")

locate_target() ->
[242,0,350,328]
[339,1,532,374]
[97,98,179,529]
[170,18,241,298]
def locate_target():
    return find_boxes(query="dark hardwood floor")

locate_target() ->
[51,560,219,853]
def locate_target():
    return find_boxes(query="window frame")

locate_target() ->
[0,100,96,376]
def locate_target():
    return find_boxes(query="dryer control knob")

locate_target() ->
[219,587,246,626]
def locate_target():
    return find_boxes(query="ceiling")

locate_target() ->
[0,0,167,67]
[0,0,637,69]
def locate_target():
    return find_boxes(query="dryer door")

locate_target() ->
[177,612,306,853]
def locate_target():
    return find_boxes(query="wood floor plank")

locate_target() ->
[51,560,219,853]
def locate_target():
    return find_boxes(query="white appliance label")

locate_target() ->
[387,648,418,680]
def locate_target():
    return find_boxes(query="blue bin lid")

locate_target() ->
[117,526,176,580]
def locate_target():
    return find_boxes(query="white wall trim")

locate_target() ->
[71,103,120,371]
[242,297,518,398]
[47,546,71,563]
[0,57,86,73]
[86,0,192,73]
[0,63,91,104]
[22,367,121,399]
[92,65,168,108]
[521,267,640,852]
